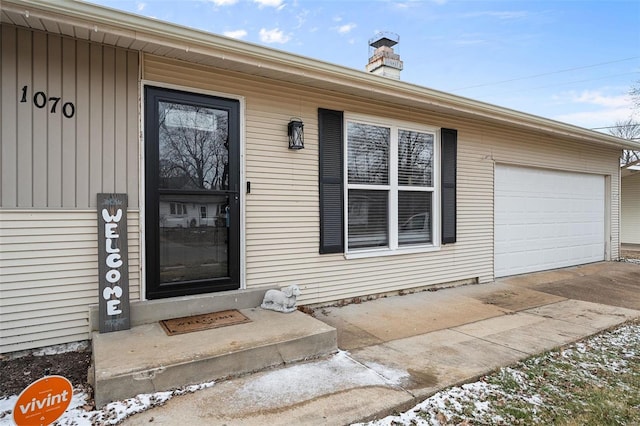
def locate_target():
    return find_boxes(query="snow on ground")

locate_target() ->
[1,324,638,425]
[0,350,408,425]
[1,341,89,361]
[237,350,409,408]
[353,321,640,426]
[0,381,214,426]
[1,291,638,425]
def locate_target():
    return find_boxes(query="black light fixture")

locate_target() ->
[288,118,304,150]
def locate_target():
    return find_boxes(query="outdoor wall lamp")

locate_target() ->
[288,118,304,150]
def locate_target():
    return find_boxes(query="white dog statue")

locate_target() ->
[260,285,301,313]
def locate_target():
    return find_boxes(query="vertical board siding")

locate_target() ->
[47,34,63,207]
[62,37,77,207]
[32,30,48,207]
[0,26,139,209]
[1,25,18,206]
[621,173,640,244]
[16,29,33,207]
[144,55,619,306]
[0,210,140,353]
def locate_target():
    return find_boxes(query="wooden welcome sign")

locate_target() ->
[97,193,130,333]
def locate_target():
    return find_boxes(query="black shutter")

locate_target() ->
[441,128,457,244]
[318,108,344,254]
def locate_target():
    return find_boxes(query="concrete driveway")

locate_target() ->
[499,261,640,311]
[124,261,640,425]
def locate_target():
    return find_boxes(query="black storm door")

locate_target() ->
[145,86,240,299]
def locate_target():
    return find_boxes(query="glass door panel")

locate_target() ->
[145,86,240,299]
[159,194,229,284]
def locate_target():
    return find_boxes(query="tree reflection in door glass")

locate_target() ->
[158,102,229,191]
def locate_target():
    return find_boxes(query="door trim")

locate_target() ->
[140,80,246,300]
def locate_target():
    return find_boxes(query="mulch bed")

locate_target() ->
[0,349,92,399]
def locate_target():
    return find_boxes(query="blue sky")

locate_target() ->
[89,0,639,131]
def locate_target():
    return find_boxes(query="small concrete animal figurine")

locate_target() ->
[260,285,301,313]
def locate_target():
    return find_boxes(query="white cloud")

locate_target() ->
[337,23,356,34]
[259,28,290,44]
[294,10,309,29]
[557,90,631,109]
[209,0,238,5]
[223,29,248,39]
[552,90,634,128]
[254,0,285,9]
[136,2,146,12]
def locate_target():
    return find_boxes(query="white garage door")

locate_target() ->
[495,165,605,278]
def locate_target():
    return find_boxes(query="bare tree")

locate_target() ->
[608,118,640,166]
[398,130,433,186]
[158,103,229,190]
[347,122,390,184]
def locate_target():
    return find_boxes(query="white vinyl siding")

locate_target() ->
[0,210,140,353]
[143,54,621,306]
[621,173,640,244]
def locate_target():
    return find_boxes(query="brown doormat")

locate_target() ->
[160,309,251,336]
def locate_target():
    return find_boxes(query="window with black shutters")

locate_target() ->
[346,115,437,253]
[319,109,456,256]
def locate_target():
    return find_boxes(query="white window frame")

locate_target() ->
[344,113,441,259]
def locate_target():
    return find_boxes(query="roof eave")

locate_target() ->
[3,0,639,151]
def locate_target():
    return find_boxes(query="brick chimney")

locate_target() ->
[366,32,403,80]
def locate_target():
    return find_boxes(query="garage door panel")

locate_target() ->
[495,165,604,278]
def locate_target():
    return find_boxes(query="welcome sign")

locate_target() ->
[97,193,130,333]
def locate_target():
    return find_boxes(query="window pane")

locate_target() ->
[159,102,229,190]
[398,130,434,186]
[348,122,390,185]
[159,194,229,283]
[348,189,388,249]
[398,191,432,245]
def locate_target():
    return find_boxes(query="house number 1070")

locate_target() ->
[20,85,75,118]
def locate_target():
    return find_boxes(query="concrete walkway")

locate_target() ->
[124,261,640,425]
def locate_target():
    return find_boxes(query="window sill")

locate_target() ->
[344,244,441,260]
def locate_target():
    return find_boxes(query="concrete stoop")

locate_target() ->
[90,306,337,407]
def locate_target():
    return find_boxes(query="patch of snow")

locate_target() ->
[237,351,409,408]
[353,321,640,426]
[1,341,90,361]
[359,360,410,384]
[0,396,18,421]
[0,382,215,426]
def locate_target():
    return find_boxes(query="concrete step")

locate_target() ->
[90,308,337,407]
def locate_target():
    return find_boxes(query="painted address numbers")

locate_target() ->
[20,85,75,118]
